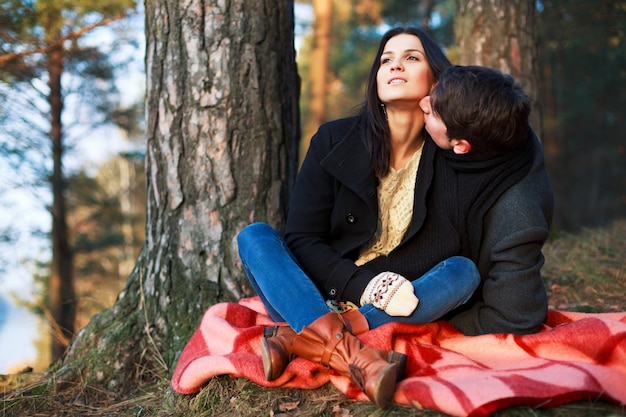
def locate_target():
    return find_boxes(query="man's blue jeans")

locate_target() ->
[237,222,480,332]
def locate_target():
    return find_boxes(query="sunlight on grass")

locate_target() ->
[542,219,626,312]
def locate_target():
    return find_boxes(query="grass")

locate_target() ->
[542,219,626,313]
[2,219,626,416]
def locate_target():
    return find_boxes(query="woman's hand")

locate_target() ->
[360,271,419,316]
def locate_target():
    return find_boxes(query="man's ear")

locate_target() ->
[451,139,472,154]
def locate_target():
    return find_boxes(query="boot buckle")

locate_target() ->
[320,332,343,367]
[263,326,279,338]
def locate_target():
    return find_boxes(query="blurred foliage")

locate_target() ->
[68,153,146,329]
[0,0,143,351]
[0,0,141,192]
[20,152,146,333]
[537,0,626,231]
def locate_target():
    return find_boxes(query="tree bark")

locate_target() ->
[57,0,299,388]
[454,0,542,138]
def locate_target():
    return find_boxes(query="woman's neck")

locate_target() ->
[387,108,425,170]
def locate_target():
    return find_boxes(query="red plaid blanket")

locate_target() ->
[171,297,626,416]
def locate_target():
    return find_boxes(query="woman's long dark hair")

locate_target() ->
[360,27,452,177]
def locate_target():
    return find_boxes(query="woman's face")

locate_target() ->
[376,33,435,108]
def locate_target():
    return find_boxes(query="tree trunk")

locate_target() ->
[45,16,76,361]
[454,0,542,138]
[56,0,299,389]
[301,0,332,162]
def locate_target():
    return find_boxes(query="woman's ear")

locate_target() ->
[451,139,472,154]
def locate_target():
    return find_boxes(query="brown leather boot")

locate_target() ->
[291,312,405,407]
[339,309,406,380]
[261,309,370,381]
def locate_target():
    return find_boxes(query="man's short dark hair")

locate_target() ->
[430,65,531,156]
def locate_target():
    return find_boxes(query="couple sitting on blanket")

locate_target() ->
[237,27,553,408]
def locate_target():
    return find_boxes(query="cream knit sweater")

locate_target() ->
[356,147,423,266]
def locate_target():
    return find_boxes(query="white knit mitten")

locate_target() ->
[359,271,419,316]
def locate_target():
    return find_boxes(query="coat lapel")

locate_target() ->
[320,125,378,204]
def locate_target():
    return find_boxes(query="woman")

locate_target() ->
[237,27,481,407]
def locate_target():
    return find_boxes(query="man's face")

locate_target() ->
[419,95,452,150]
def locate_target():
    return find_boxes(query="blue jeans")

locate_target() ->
[237,222,479,332]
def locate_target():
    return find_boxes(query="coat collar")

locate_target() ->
[319,123,439,240]
[320,121,378,200]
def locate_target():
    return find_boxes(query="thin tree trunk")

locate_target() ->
[58,0,299,388]
[418,0,436,29]
[301,0,332,162]
[46,24,75,361]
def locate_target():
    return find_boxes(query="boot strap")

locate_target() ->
[321,332,344,368]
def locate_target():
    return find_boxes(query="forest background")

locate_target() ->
[0,0,624,403]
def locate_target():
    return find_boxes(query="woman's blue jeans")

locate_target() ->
[237,222,480,333]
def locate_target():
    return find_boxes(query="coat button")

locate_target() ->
[346,213,357,224]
